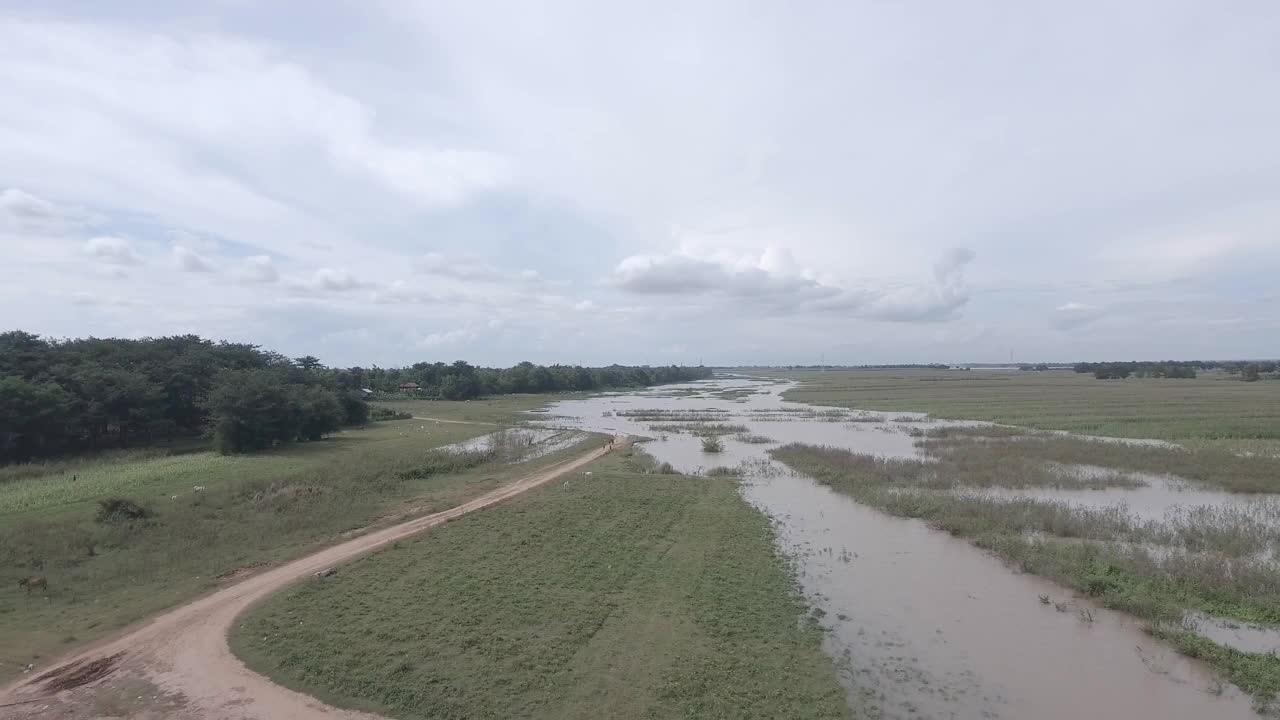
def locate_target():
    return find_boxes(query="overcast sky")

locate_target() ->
[2,2,1278,367]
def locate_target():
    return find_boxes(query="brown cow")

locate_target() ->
[18,576,48,595]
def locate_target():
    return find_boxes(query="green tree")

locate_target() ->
[207,369,297,453]
[0,377,72,461]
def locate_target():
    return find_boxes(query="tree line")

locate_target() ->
[1072,360,1279,381]
[358,360,711,400]
[0,330,711,463]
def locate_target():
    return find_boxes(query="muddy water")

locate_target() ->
[532,376,1263,719]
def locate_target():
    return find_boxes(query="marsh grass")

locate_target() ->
[927,427,1280,494]
[734,433,776,444]
[701,436,725,453]
[649,422,750,436]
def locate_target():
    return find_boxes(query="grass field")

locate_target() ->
[772,369,1280,444]
[0,394,569,684]
[231,450,849,720]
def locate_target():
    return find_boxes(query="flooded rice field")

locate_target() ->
[531,376,1274,718]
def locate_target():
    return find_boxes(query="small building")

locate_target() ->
[398,382,420,391]
[359,387,375,397]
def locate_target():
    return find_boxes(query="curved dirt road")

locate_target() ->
[0,438,622,719]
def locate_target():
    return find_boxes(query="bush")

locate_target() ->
[95,497,153,524]
[701,436,724,453]
[370,407,413,421]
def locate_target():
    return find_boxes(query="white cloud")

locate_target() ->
[290,267,366,293]
[608,245,974,322]
[1053,302,1106,330]
[173,245,214,272]
[1,187,95,234]
[239,255,279,283]
[415,252,543,285]
[84,236,141,266]
[418,327,479,348]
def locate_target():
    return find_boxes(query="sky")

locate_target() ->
[2,1,1279,367]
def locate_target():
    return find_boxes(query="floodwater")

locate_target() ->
[438,428,589,462]
[962,472,1280,526]
[531,376,1267,719]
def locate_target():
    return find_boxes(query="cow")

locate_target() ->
[18,576,48,595]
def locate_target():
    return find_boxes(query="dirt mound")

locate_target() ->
[35,653,124,692]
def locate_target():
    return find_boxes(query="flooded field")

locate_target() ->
[531,376,1275,718]
[437,428,589,462]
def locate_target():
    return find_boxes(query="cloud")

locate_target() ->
[415,252,543,285]
[173,245,214,272]
[239,255,279,283]
[1,187,95,234]
[1053,302,1106,330]
[292,267,366,292]
[418,327,478,348]
[608,246,974,322]
[84,236,141,265]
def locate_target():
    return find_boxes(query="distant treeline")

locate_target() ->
[0,330,711,463]
[750,364,952,371]
[1073,360,1278,381]
[366,361,711,400]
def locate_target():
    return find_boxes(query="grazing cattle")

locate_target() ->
[18,576,48,595]
[192,486,205,492]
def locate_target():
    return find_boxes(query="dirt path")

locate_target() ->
[0,436,625,719]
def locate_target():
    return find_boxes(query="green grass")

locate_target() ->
[231,451,849,720]
[770,369,1280,443]
[0,397,579,685]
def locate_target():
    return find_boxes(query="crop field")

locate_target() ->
[232,450,849,720]
[772,369,1280,444]
[0,398,579,685]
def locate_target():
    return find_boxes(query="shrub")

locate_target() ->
[95,498,153,524]
[701,436,724,453]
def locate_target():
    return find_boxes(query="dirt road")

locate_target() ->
[0,438,623,719]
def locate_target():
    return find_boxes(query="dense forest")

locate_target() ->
[0,331,711,463]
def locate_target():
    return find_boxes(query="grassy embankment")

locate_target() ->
[232,449,849,720]
[774,368,1280,448]
[0,394,578,684]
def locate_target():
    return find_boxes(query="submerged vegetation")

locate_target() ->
[770,436,1280,708]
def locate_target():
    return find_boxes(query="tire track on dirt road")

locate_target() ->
[0,436,626,719]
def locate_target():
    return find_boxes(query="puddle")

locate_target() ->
[531,375,1266,719]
